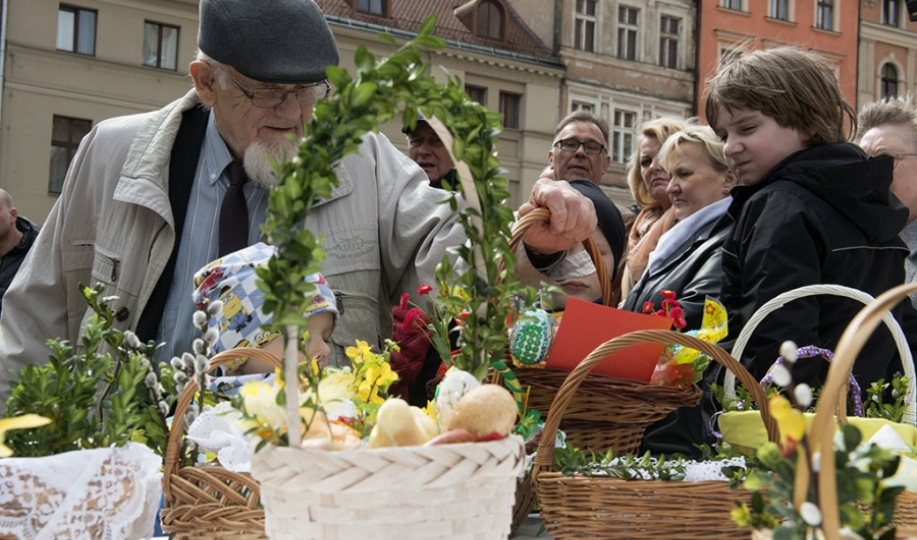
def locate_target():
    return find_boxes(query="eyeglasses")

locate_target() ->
[219,66,330,109]
[554,138,607,155]
[878,152,917,170]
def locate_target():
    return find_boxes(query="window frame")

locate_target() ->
[659,15,680,69]
[883,0,901,26]
[816,0,834,31]
[770,0,789,20]
[617,6,639,62]
[574,0,598,53]
[611,108,637,164]
[465,84,487,106]
[721,0,743,10]
[57,4,97,56]
[475,0,505,41]
[355,0,386,16]
[499,91,521,130]
[50,115,92,195]
[142,21,180,70]
[881,63,900,99]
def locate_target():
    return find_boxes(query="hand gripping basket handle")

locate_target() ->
[723,284,917,426]
[163,348,282,489]
[505,207,612,306]
[804,282,917,540]
[531,329,778,481]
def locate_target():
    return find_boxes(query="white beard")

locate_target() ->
[242,136,298,188]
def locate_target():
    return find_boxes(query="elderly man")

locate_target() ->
[0,189,39,318]
[858,97,917,307]
[0,0,596,403]
[403,118,456,188]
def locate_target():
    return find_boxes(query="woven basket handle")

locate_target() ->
[503,207,612,306]
[163,348,282,494]
[531,329,777,481]
[799,283,917,540]
[723,284,916,425]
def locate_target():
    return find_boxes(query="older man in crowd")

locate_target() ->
[0,0,596,404]
[858,96,917,307]
[403,118,456,188]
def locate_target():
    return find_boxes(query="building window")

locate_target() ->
[500,91,521,129]
[466,85,486,105]
[721,0,742,10]
[356,0,385,15]
[574,0,597,53]
[770,0,789,20]
[57,5,96,56]
[816,0,834,30]
[476,0,504,40]
[572,101,594,113]
[617,7,639,61]
[142,22,179,70]
[881,63,899,99]
[50,115,92,194]
[611,109,636,164]
[883,0,900,26]
[659,16,680,69]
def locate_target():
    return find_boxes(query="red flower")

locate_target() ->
[661,290,676,300]
[399,292,410,310]
[669,306,684,321]
[403,308,429,333]
[417,284,433,296]
[672,316,687,330]
[642,301,655,314]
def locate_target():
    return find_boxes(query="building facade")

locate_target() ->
[858,0,917,108]
[697,0,859,124]
[511,0,696,207]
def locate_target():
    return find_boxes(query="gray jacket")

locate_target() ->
[0,89,464,401]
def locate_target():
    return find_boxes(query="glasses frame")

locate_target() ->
[553,137,608,156]
[218,66,331,109]
[878,152,917,170]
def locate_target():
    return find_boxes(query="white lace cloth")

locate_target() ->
[187,402,252,472]
[0,442,161,540]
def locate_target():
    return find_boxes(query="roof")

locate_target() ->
[314,0,560,65]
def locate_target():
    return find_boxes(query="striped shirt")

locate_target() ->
[153,112,270,363]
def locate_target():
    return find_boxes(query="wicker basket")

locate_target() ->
[160,347,282,540]
[250,433,525,540]
[533,329,779,540]
[755,282,917,540]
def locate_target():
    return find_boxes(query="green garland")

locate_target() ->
[258,15,536,382]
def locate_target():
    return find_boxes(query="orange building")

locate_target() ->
[696,0,859,123]
[857,1,917,107]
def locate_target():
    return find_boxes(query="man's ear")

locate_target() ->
[548,149,555,167]
[190,61,217,107]
[602,153,611,172]
[9,207,17,223]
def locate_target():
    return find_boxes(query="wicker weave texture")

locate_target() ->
[250,436,525,540]
[538,475,751,539]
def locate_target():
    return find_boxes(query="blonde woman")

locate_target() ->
[620,117,688,299]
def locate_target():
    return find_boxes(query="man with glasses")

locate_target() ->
[858,97,917,307]
[0,0,598,402]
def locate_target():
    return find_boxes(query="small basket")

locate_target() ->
[160,348,282,540]
[762,283,917,539]
[250,433,525,540]
[533,329,778,540]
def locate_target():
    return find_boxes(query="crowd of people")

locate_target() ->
[0,0,915,459]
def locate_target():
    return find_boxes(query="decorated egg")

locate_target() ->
[509,308,555,365]
[434,368,481,427]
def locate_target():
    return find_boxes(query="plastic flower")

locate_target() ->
[769,394,806,450]
[417,284,433,296]
[0,414,51,458]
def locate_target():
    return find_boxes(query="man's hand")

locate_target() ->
[517,178,596,255]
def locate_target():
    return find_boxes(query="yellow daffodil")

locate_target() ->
[769,394,806,448]
[345,340,374,362]
[0,414,51,458]
[422,400,438,423]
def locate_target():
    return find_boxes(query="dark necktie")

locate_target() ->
[218,161,250,257]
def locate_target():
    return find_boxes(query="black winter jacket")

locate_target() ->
[0,217,40,318]
[623,215,733,329]
[721,143,911,389]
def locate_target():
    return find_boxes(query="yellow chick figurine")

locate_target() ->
[368,398,438,449]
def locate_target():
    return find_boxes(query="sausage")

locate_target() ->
[423,429,479,446]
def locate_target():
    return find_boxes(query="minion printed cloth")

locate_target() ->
[192,242,338,379]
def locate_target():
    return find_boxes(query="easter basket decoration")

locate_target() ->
[747,282,917,540]
[718,284,917,456]
[497,208,703,455]
[160,347,280,540]
[532,329,779,540]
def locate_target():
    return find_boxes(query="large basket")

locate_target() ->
[756,283,917,540]
[160,348,281,539]
[250,433,525,540]
[502,208,702,455]
[533,329,779,540]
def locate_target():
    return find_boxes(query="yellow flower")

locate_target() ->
[240,380,285,430]
[422,400,438,423]
[769,394,806,447]
[345,340,373,361]
[0,414,51,458]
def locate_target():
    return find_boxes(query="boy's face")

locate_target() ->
[714,107,807,185]
[260,311,334,369]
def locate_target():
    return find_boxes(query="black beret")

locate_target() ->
[568,179,626,282]
[199,0,340,84]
